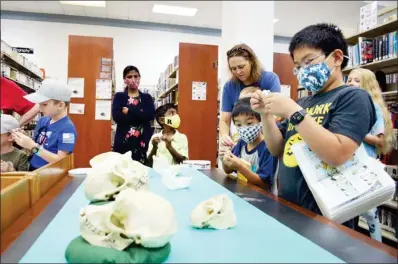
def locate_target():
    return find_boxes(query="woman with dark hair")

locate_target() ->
[111,66,155,165]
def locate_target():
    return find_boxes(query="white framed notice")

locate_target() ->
[192,81,207,101]
[68,77,84,98]
[96,79,112,99]
[69,103,85,115]
[95,100,111,120]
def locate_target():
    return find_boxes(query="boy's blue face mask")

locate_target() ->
[236,123,262,144]
[297,53,335,93]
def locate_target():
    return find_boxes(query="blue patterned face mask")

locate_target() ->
[297,55,335,93]
[236,123,262,143]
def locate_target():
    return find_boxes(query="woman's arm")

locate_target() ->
[127,94,155,123]
[19,104,40,126]
[112,93,130,125]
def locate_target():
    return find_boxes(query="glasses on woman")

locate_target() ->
[292,53,324,75]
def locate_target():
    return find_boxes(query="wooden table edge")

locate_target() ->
[230,170,398,258]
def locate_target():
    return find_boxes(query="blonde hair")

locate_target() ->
[227,43,264,84]
[349,68,393,154]
[239,86,260,99]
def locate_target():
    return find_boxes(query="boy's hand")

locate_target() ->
[223,151,241,170]
[122,107,129,115]
[152,137,161,147]
[218,145,232,158]
[161,135,173,148]
[262,93,302,118]
[12,131,37,150]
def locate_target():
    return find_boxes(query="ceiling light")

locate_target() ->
[60,1,106,8]
[152,4,197,17]
[273,18,279,23]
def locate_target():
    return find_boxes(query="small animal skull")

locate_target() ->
[80,188,178,251]
[84,151,150,202]
[190,194,237,229]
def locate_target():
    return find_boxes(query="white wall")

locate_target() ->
[1,19,289,91]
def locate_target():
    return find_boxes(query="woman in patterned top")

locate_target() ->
[111,66,155,165]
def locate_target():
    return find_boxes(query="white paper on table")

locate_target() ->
[96,79,112,99]
[95,100,111,120]
[280,85,291,98]
[69,103,85,115]
[192,81,207,101]
[68,78,84,98]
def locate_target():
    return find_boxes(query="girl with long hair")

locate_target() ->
[347,68,394,241]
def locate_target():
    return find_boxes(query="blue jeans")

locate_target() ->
[361,207,382,242]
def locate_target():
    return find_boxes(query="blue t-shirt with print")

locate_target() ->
[364,103,384,158]
[221,71,281,112]
[30,116,77,169]
[232,139,277,186]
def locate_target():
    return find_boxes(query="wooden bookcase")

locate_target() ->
[68,35,114,168]
[344,8,398,244]
[155,43,218,167]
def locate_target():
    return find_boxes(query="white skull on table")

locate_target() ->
[80,188,178,251]
[84,151,150,202]
[190,194,237,229]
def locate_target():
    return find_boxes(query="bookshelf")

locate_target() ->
[1,39,44,139]
[155,42,218,166]
[345,7,398,244]
[346,19,398,45]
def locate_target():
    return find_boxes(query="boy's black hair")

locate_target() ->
[232,97,261,122]
[123,65,141,79]
[155,103,178,128]
[289,23,349,69]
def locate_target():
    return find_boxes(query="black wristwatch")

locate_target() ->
[31,145,40,154]
[290,109,307,126]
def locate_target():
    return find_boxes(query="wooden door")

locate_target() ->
[178,43,218,167]
[68,35,113,168]
[273,53,298,101]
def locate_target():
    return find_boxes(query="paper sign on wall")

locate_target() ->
[100,72,112,79]
[96,79,112,99]
[101,58,112,65]
[68,78,84,98]
[95,100,111,120]
[69,103,85,115]
[192,81,207,101]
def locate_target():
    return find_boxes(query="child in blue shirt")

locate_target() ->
[12,79,77,170]
[222,97,276,191]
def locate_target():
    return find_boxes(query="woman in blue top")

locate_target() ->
[220,43,281,153]
[112,66,155,165]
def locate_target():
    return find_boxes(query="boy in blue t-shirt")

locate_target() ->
[222,97,276,191]
[12,79,77,170]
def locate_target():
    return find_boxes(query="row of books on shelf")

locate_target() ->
[156,55,179,100]
[359,206,397,239]
[1,40,44,79]
[347,31,397,67]
[386,73,398,84]
[2,63,41,91]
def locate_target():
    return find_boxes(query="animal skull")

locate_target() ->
[84,151,150,202]
[190,194,237,229]
[80,188,178,251]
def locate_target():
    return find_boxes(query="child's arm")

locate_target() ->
[147,136,160,167]
[163,134,188,164]
[364,134,384,148]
